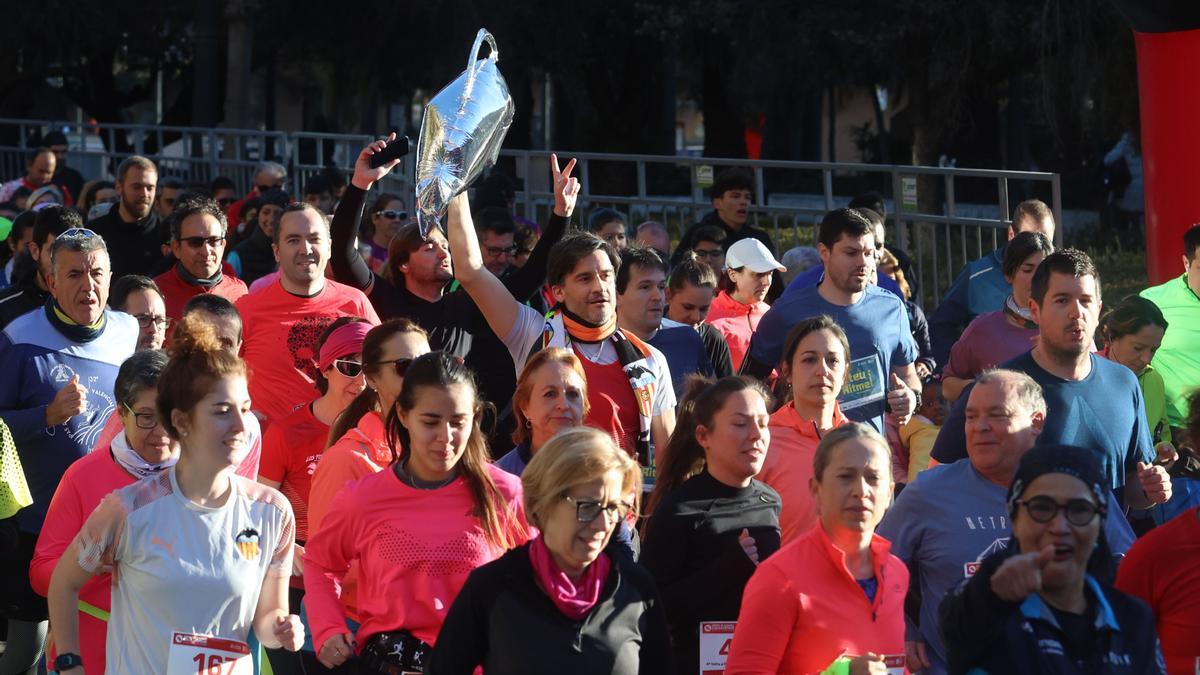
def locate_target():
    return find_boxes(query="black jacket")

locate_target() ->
[640,472,781,675]
[87,207,167,279]
[940,544,1164,675]
[0,280,49,330]
[229,226,276,286]
[426,542,675,675]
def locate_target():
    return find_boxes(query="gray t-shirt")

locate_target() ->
[876,459,1135,674]
[76,466,294,673]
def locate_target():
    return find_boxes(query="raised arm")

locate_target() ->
[501,154,579,301]
[329,135,405,291]
[447,192,523,342]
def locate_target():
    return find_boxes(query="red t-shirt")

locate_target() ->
[237,279,380,424]
[1115,507,1200,674]
[153,265,249,324]
[258,402,330,542]
[575,344,639,456]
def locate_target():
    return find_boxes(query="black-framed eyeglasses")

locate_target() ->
[217,197,236,207]
[378,209,407,220]
[693,248,723,260]
[179,235,226,249]
[562,495,632,524]
[373,357,414,377]
[123,403,160,430]
[484,245,518,257]
[133,313,169,330]
[59,227,99,240]
[333,358,363,378]
[1015,496,1104,526]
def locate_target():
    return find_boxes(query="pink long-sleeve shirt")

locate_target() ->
[303,463,529,654]
[30,446,136,675]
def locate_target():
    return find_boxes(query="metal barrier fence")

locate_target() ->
[0,118,1062,309]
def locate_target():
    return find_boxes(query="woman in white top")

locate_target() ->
[48,315,304,674]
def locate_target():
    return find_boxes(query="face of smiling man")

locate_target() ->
[273,207,331,295]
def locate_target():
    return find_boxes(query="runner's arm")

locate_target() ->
[46,539,95,669]
[446,192,521,342]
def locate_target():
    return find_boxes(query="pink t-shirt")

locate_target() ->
[943,310,1038,381]
[237,279,379,424]
[303,464,529,653]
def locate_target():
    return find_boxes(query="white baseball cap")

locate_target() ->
[725,238,786,273]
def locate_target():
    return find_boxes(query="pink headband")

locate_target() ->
[318,322,372,372]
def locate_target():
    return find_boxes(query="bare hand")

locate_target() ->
[1136,461,1172,505]
[46,374,87,427]
[990,546,1053,603]
[886,373,915,425]
[352,133,401,190]
[738,528,759,565]
[273,614,305,652]
[318,632,355,668]
[848,652,888,675]
[905,640,931,671]
[551,153,580,218]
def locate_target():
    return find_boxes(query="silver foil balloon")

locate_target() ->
[414,29,514,237]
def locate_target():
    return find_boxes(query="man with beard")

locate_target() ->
[616,246,711,397]
[0,206,75,328]
[236,203,378,425]
[153,195,248,327]
[87,156,167,278]
[931,249,1173,510]
[0,228,136,669]
[447,192,677,471]
[743,207,920,434]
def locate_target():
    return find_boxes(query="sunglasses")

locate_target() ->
[1015,496,1104,526]
[332,358,363,378]
[378,210,407,220]
[563,495,632,524]
[59,227,99,240]
[256,184,282,193]
[179,235,226,249]
[373,357,414,377]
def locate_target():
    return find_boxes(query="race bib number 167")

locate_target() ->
[167,632,253,675]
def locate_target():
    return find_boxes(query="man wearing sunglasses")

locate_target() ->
[86,156,168,279]
[152,195,248,331]
[877,369,1136,675]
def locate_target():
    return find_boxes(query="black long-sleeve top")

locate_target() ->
[426,542,676,675]
[329,186,567,427]
[639,472,781,675]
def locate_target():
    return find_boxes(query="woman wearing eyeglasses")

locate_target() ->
[940,444,1162,674]
[258,317,370,674]
[305,352,529,673]
[640,377,780,675]
[30,350,175,675]
[361,193,407,275]
[427,426,673,674]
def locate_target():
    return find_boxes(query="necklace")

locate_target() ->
[575,339,606,362]
[397,458,456,490]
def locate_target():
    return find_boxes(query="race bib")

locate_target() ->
[839,354,885,412]
[167,632,253,675]
[882,653,906,675]
[699,621,735,675]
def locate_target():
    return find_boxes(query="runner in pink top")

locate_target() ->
[705,239,785,371]
[759,316,853,543]
[305,352,529,673]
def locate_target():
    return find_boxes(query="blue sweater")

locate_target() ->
[0,308,137,532]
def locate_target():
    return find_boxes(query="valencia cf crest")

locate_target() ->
[235,528,261,560]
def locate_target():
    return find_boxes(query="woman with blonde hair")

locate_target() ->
[496,347,589,476]
[428,426,673,674]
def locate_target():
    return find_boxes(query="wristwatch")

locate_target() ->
[54,653,84,671]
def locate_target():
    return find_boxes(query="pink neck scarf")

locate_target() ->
[528,535,611,620]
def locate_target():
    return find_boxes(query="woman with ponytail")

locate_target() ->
[48,315,303,674]
[640,376,781,675]
[304,352,530,673]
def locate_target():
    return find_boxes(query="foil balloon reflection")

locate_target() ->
[414,29,514,237]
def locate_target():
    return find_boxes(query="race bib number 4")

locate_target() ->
[699,621,735,675]
[167,632,253,675]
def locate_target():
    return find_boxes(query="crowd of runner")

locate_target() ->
[0,132,1196,674]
